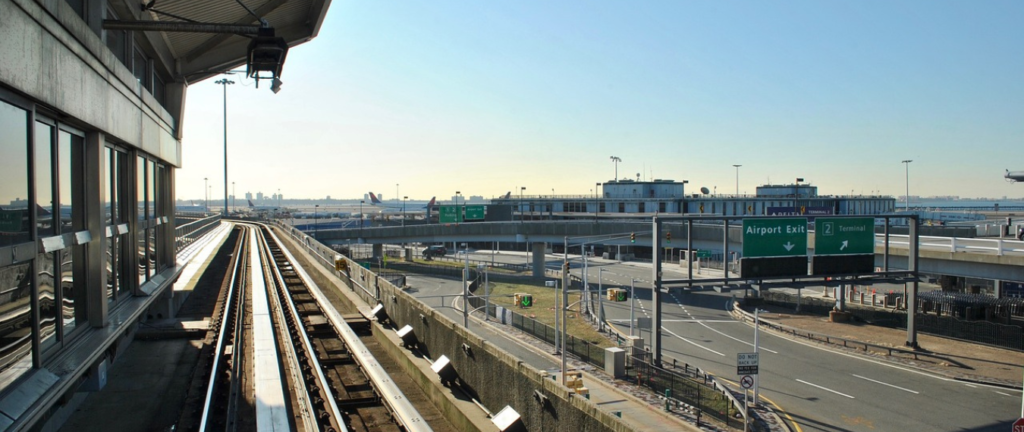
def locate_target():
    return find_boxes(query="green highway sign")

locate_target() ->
[696,250,711,259]
[742,218,808,258]
[814,217,875,255]
[465,205,485,220]
[439,205,460,223]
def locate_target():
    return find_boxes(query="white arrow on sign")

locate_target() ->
[840,240,848,251]
[783,242,795,251]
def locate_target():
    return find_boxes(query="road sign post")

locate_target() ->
[737,352,759,375]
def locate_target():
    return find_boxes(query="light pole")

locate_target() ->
[733,164,742,195]
[519,186,526,223]
[902,160,913,211]
[610,156,621,181]
[203,177,208,212]
[402,196,407,226]
[277,188,281,212]
[216,78,234,217]
[396,183,399,203]
[595,182,600,220]
[359,200,364,234]
[231,181,235,213]
[455,191,461,223]
[314,204,319,238]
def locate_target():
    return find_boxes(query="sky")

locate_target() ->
[177,1,1024,203]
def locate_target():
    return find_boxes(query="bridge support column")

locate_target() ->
[532,242,546,278]
[372,244,383,260]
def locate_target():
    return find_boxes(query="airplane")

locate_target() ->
[500,191,511,199]
[1006,170,1024,183]
[247,199,281,212]
[368,193,436,213]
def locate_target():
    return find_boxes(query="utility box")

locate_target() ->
[605,347,625,378]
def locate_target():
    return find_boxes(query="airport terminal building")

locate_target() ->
[496,179,896,220]
[0,0,330,429]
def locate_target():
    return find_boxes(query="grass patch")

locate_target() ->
[483,281,615,349]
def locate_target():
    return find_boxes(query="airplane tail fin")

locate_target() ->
[502,191,511,199]
[369,192,382,204]
[424,197,436,209]
[248,199,255,208]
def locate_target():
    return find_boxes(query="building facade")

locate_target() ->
[0,0,330,429]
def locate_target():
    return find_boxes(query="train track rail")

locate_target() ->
[183,222,431,432]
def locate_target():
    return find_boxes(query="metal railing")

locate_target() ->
[175,214,221,251]
[879,234,1024,256]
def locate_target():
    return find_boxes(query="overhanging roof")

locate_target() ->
[118,0,332,84]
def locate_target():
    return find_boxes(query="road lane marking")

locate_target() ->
[995,391,1015,397]
[669,293,780,353]
[963,383,978,388]
[796,379,855,399]
[661,327,725,356]
[852,374,919,394]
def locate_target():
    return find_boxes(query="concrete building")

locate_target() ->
[491,179,896,220]
[0,0,331,429]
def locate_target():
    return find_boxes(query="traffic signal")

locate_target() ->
[665,231,672,243]
[630,232,636,243]
[515,293,533,308]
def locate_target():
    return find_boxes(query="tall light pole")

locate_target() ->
[733,164,742,195]
[203,177,208,212]
[402,196,408,226]
[902,160,913,211]
[216,78,234,217]
[314,204,319,238]
[610,156,621,181]
[595,182,601,220]
[455,191,462,223]
[359,200,364,233]
[231,181,235,213]
[277,188,281,213]
[519,186,526,223]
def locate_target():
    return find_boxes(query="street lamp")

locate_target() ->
[314,204,319,238]
[203,177,208,212]
[610,156,621,181]
[519,186,526,223]
[455,191,462,223]
[733,164,742,195]
[216,78,234,217]
[402,196,408,226]
[595,182,600,220]
[359,200,364,230]
[902,160,913,211]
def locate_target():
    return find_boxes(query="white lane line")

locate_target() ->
[852,374,919,394]
[964,384,978,388]
[995,391,1015,397]
[796,379,855,399]
[661,327,725,356]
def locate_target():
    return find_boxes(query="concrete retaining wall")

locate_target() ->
[277,226,635,431]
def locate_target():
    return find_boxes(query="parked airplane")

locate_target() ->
[367,193,436,213]
[1006,170,1024,183]
[247,199,281,212]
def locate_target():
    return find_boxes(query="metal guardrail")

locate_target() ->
[174,214,221,251]
[732,301,971,366]
[879,234,1024,256]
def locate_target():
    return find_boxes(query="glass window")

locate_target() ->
[59,130,87,334]
[38,253,57,352]
[0,263,33,390]
[65,0,86,20]
[137,157,147,284]
[0,100,30,247]
[35,121,54,238]
[133,49,149,91]
[104,9,127,66]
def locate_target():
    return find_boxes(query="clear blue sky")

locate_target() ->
[179,1,1024,202]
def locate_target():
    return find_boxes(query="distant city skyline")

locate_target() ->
[176,1,1023,201]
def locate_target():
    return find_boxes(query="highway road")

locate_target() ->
[441,249,1021,432]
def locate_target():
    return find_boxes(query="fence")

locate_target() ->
[174,213,221,251]
[759,290,1024,351]
[628,348,745,429]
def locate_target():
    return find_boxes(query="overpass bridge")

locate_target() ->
[309,220,1024,285]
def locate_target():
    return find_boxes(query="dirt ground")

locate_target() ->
[749,304,1024,387]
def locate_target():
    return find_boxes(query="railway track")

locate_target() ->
[181,223,431,432]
